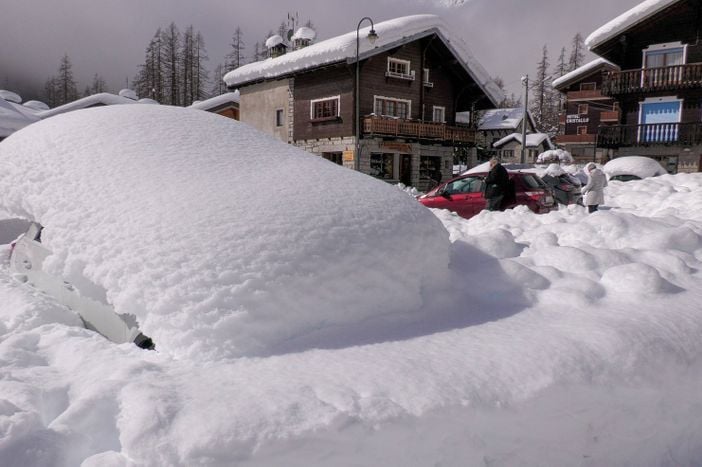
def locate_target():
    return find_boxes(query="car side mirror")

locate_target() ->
[440,191,452,199]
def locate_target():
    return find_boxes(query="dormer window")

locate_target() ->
[386,58,414,80]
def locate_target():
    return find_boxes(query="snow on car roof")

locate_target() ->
[224,14,503,106]
[37,92,141,119]
[603,156,668,179]
[0,105,449,359]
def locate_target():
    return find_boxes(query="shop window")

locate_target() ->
[370,153,394,179]
[322,152,343,165]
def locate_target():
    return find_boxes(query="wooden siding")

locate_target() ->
[291,33,488,143]
[591,0,702,69]
[293,66,354,141]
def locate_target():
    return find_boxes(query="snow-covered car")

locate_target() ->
[0,105,449,358]
[603,156,667,181]
[9,222,154,349]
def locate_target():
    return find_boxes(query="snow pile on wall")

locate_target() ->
[0,105,450,359]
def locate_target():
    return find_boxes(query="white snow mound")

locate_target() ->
[0,105,450,359]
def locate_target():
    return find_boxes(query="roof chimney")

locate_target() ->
[265,34,288,58]
[291,27,316,50]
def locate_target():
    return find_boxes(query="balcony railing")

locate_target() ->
[602,63,702,95]
[566,89,604,100]
[555,134,597,144]
[599,110,620,122]
[362,116,476,144]
[597,122,702,148]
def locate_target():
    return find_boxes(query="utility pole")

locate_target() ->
[520,75,529,164]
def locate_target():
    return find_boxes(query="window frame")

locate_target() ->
[275,108,284,127]
[579,82,596,91]
[373,95,412,120]
[310,95,341,121]
[432,105,446,123]
[577,103,589,115]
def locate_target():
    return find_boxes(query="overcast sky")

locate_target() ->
[1,0,641,101]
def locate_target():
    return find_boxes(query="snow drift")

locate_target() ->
[0,105,450,359]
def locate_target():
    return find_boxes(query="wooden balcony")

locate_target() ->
[599,110,620,122]
[597,122,702,148]
[566,89,605,100]
[555,134,597,144]
[362,116,476,144]
[602,63,702,95]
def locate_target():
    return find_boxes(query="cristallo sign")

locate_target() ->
[566,115,590,124]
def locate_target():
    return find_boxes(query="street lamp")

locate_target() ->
[520,75,529,164]
[355,17,378,172]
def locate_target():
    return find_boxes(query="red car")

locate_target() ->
[418,171,557,220]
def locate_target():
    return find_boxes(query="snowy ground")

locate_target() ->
[1,107,702,466]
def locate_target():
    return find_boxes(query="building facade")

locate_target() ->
[586,0,702,173]
[224,16,501,191]
[552,59,620,163]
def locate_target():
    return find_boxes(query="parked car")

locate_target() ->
[418,171,557,219]
[603,156,667,181]
[540,172,583,205]
[9,222,155,349]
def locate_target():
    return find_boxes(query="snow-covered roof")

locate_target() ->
[478,108,533,131]
[0,97,40,138]
[224,14,503,106]
[22,100,50,111]
[37,92,140,119]
[493,132,552,149]
[265,34,285,48]
[188,91,240,111]
[0,105,448,359]
[551,58,619,89]
[0,90,22,104]
[603,155,667,179]
[292,26,316,41]
[118,89,138,100]
[585,0,681,51]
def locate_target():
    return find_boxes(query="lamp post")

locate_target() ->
[520,75,529,164]
[355,17,378,172]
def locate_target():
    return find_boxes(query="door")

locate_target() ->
[426,176,484,219]
[639,100,681,143]
[400,154,412,186]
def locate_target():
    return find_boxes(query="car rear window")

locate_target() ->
[520,174,547,189]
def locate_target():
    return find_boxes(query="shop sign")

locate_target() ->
[566,115,590,124]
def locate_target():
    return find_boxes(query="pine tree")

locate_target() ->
[89,73,108,94]
[529,45,559,136]
[133,29,165,102]
[226,26,246,71]
[43,76,59,107]
[192,31,210,101]
[211,63,226,96]
[277,21,289,41]
[252,42,262,62]
[161,22,182,106]
[568,33,585,72]
[56,54,79,105]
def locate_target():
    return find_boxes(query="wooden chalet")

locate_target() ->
[189,92,240,120]
[224,15,501,191]
[586,0,702,173]
[551,59,620,163]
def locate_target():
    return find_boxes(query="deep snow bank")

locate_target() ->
[0,105,450,358]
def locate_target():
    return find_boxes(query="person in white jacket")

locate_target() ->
[582,162,607,213]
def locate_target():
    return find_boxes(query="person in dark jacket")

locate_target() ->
[484,157,510,211]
